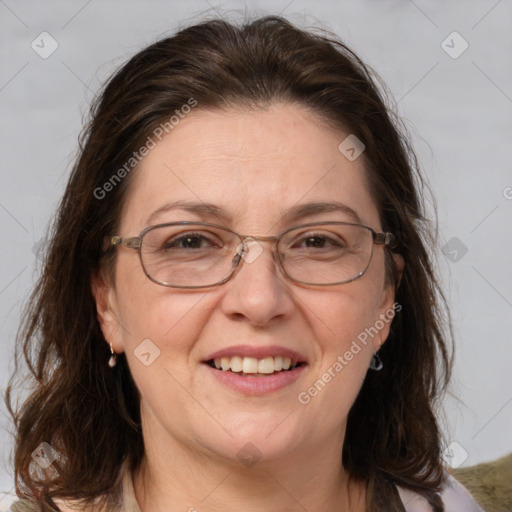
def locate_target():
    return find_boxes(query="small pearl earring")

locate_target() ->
[108,342,117,368]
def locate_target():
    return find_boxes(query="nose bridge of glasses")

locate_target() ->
[236,234,280,265]
[241,234,279,243]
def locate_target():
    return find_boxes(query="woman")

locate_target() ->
[6,15,484,512]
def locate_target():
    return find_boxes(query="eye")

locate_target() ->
[302,235,331,249]
[293,232,347,250]
[163,231,222,250]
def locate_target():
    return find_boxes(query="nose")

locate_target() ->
[220,238,295,327]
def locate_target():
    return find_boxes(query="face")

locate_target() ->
[93,103,402,467]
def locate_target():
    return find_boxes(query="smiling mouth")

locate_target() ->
[206,356,306,377]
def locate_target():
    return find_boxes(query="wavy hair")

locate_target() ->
[6,15,453,512]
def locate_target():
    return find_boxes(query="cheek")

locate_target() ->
[300,277,386,382]
[118,289,211,354]
[306,280,385,353]
[296,287,382,432]
[114,255,212,359]
[115,288,215,415]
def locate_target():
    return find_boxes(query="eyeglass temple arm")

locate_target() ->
[375,232,396,247]
[104,235,141,251]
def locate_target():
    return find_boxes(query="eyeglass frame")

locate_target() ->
[106,220,396,289]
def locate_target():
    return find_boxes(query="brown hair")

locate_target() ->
[5,15,452,511]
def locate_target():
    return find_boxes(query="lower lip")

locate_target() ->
[204,363,306,395]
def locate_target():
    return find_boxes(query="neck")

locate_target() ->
[133,422,366,511]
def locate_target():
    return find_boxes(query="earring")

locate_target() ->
[108,342,117,368]
[370,352,383,371]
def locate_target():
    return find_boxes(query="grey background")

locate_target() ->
[1,0,511,507]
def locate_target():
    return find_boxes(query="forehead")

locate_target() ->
[119,103,380,233]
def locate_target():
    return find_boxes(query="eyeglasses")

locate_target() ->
[108,221,395,288]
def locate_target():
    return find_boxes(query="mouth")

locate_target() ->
[205,356,306,377]
[202,345,308,394]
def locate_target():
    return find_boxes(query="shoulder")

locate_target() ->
[439,474,485,511]
[397,474,485,512]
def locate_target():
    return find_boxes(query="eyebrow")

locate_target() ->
[280,201,362,225]
[146,200,362,227]
[146,200,230,225]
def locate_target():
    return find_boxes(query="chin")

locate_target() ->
[199,418,305,466]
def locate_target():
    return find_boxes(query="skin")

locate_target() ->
[92,103,404,512]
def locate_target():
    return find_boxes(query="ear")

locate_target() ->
[91,268,124,353]
[373,252,405,352]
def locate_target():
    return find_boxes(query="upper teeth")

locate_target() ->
[213,356,298,374]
